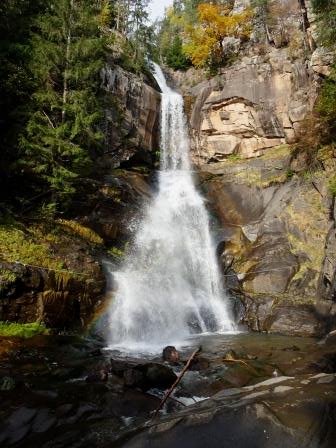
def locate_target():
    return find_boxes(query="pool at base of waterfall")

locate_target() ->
[104,328,244,358]
[0,332,335,447]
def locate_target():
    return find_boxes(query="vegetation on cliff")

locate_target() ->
[19,1,105,207]
[292,1,336,176]
[0,0,154,218]
[0,321,49,338]
[182,3,252,68]
[0,218,105,288]
[158,0,252,70]
[312,0,336,48]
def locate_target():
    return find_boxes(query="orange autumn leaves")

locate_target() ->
[181,3,252,68]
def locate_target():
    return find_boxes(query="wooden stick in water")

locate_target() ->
[153,346,201,418]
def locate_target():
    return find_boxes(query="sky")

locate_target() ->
[148,0,173,22]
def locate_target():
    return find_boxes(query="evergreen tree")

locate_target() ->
[19,0,105,208]
[0,0,45,205]
[312,0,336,47]
[165,36,189,70]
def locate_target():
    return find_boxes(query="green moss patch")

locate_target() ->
[0,268,17,286]
[108,246,125,258]
[0,321,49,338]
[285,186,329,287]
[0,225,64,271]
[328,175,336,196]
[259,144,291,161]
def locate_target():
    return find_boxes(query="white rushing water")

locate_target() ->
[107,64,235,352]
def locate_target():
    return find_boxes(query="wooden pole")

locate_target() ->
[153,347,201,418]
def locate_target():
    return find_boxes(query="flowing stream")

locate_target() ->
[108,64,235,352]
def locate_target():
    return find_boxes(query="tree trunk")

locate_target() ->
[62,0,73,122]
[116,1,120,32]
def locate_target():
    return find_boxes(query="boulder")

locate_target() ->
[310,48,334,76]
[110,358,177,391]
[118,374,336,448]
[0,253,105,329]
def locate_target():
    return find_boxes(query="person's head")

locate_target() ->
[162,345,179,363]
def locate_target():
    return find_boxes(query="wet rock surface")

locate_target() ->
[197,145,336,337]
[119,373,336,448]
[0,332,335,447]
[110,358,177,391]
[70,169,153,246]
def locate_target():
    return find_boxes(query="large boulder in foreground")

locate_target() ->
[118,374,336,448]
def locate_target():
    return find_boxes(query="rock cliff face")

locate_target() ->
[173,0,331,165]
[100,64,161,169]
[173,0,336,336]
[70,63,161,247]
[184,1,324,163]
[190,50,314,161]
[200,146,336,336]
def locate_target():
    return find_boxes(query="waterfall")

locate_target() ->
[107,64,235,352]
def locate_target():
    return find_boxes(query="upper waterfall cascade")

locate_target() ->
[108,64,235,351]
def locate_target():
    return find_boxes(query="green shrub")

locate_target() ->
[0,268,17,285]
[108,246,125,258]
[317,67,336,139]
[286,169,295,179]
[0,321,49,338]
[0,225,64,270]
[328,176,336,196]
[165,36,190,70]
[227,154,242,161]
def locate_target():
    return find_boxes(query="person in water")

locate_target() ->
[162,346,180,364]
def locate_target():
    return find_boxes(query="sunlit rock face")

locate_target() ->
[167,0,332,165]
[189,49,316,163]
[197,144,336,336]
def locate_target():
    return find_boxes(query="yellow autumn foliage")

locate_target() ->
[182,3,252,68]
